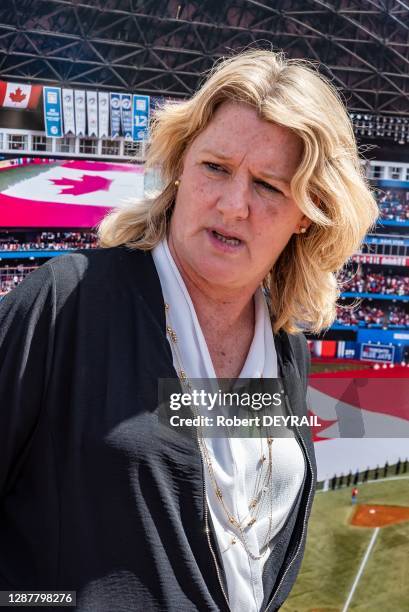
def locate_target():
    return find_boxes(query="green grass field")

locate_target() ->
[281,477,409,611]
[310,362,373,374]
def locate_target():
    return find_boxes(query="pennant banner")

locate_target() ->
[132,94,150,142]
[0,81,42,109]
[150,96,166,112]
[120,94,133,140]
[43,87,63,138]
[110,93,121,138]
[86,91,98,138]
[74,90,86,137]
[98,92,109,139]
[62,89,75,136]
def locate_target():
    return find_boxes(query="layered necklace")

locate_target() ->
[165,301,275,561]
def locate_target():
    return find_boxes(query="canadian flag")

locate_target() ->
[308,373,409,480]
[0,81,42,109]
[0,160,145,228]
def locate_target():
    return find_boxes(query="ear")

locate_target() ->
[293,215,312,235]
[301,215,312,230]
[294,192,317,235]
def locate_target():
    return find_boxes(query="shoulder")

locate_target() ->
[0,260,55,328]
[43,246,165,326]
[47,245,155,300]
[48,245,148,281]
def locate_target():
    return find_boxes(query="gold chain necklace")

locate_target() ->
[165,302,275,560]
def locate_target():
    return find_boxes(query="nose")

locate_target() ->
[215,175,250,221]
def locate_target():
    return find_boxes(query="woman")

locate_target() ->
[0,50,378,611]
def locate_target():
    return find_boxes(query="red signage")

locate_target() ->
[352,254,409,267]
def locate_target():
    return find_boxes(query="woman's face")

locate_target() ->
[168,101,310,294]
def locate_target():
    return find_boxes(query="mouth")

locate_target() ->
[208,228,243,247]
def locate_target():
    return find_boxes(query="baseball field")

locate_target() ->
[282,476,409,611]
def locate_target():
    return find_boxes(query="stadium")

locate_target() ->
[0,1,408,611]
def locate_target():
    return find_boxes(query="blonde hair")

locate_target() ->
[98,49,379,334]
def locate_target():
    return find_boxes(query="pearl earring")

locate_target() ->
[299,227,307,234]
[174,179,180,187]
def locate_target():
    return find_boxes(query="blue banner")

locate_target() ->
[379,220,409,228]
[132,94,150,141]
[360,343,395,363]
[357,328,409,346]
[365,236,409,246]
[110,93,121,138]
[121,94,133,139]
[377,180,409,189]
[341,292,409,302]
[43,87,63,138]
[150,96,166,112]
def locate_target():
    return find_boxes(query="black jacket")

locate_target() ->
[0,246,317,611]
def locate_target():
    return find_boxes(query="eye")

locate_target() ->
[203,161,226,173]
[255,180,283,195]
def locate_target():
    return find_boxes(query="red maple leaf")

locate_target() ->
[9,87,27,103]
[50,174,113,196]
[308,409,338,442]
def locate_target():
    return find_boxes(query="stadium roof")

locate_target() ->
[0,0,408,116]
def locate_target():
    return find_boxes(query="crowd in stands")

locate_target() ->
[341,269,409,296]
[336,305,385,326]
[388,306,409,327]
[0,231,98,251]
[336,304,409,327]
[378,190,409,222]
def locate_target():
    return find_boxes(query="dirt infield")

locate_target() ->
[351,504,409,527]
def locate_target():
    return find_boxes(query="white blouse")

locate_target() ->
[152,238,305,612]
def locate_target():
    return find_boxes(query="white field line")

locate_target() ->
[341,527,380,612]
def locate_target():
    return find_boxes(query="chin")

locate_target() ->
[194,260,242,287]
